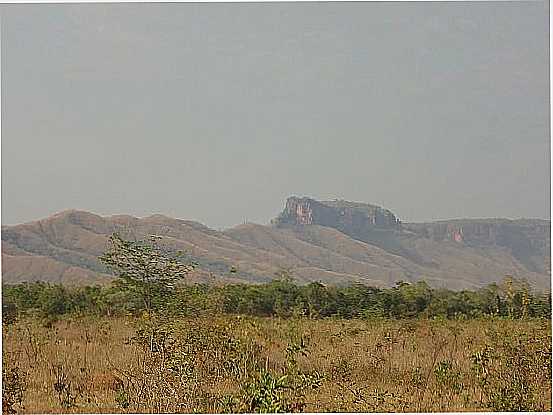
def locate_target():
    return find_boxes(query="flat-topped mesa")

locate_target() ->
[273,196,401,231]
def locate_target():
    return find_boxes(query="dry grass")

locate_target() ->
[3,316,551,413]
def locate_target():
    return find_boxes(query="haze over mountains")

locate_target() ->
[2,197,550,290]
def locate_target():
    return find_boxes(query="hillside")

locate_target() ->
[1,198,550,290]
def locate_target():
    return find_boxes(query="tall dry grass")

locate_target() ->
[2,315,551,413]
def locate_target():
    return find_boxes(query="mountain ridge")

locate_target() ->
[2,198,550,290]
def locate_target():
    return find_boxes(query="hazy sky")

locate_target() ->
[1,2,550,229]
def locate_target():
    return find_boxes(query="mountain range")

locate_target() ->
[2,196,550,290]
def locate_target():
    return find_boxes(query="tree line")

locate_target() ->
[3,277,550,322]
[2,233,550,322]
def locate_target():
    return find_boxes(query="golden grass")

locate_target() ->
[3,316,551,413]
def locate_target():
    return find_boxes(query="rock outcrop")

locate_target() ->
[273,196,401,231]
[404,219,550,274]
[273,197,406,258]
[272,196,551,281]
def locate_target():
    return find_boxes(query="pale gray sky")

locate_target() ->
[1,2,550,229]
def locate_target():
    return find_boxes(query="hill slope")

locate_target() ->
[1,199,550,290]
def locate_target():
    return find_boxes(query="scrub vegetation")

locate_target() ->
[2,234,551,413]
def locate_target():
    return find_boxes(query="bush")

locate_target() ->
[2,360,26,414]
[2,276,550,321]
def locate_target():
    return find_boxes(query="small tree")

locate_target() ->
[99,233,195,314]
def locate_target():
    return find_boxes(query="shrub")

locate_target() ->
[2,361,26,414]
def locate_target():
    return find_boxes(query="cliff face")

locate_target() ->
[404,219,550,274]
[273,197,551,277]
[273,197,407,258]
[274,197,401,231]
[404,219,548,246]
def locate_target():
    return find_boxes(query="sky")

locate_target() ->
[1,2,550,229]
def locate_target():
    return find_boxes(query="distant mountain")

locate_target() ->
[271,196,550,284]
[1,197,550,290]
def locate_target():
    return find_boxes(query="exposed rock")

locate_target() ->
[271,196,550,284]
[404,219,550,274]
[272,196,409,259]
[273,196,401,230]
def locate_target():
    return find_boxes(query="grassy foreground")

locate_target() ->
[2,315,551,413]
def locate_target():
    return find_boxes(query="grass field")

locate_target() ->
[2,315,551,413]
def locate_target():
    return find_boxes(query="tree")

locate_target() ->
[99,233,196,314]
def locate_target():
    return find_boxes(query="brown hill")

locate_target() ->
[1,200,550,290]
[2,210,279,285]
